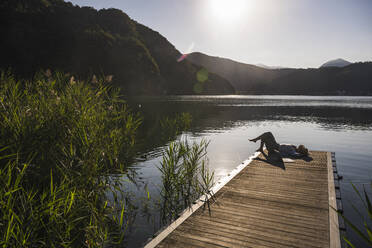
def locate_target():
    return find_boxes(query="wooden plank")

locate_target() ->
[186,215,329,248]
[196,213,327,241]
[175,223,291,248]
[157,233,224,248]
[146,151,339,248]
[216,199,328,222]
[327,152,341,248]
[212,197,328,222]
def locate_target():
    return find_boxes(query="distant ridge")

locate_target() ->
[187,52,372,95]
[320,58,352,68]
[187,52,295,92]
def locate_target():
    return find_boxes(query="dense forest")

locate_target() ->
[0,0,234,95]
[187,52,372,95]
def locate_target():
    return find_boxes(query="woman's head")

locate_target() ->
[296,145,309,156]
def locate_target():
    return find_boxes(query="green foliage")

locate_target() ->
[0,71,141,247]
[160,112,192,140]
[337,183,372,248]
[196,68,209,83]
[158,139,214,223]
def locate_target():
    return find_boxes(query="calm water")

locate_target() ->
[124,95,372,247]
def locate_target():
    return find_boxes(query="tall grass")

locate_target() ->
[159,113,192,140]
[337,183,372,248]
[158,139,214,223]
[0,70,141,247]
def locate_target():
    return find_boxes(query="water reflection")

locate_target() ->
[129,96,372,139]
[133,95,372,108]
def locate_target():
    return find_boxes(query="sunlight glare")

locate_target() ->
[209,0,249,23]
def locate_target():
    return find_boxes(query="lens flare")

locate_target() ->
[177,42,195,62]
[177,54,188,62]
[193,82,203,94]
[197,68,209,83]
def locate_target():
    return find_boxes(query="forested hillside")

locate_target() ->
[269,62,372,95]
[187,52,295,92]
[188,52,372,95]
[0,0,234,95]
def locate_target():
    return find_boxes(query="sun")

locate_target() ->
[209,0,248,23]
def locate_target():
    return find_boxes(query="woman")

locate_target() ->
[250,132,308,157]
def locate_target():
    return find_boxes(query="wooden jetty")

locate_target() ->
[145,151,344,248]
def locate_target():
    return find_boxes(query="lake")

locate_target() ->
[124,95,372,247]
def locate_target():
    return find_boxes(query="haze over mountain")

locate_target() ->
[187,52,372,95]
[255,64,287,70]
[0,0,234,95]
[320,58,352,68]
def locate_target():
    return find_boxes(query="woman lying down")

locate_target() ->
[249,132,309,159]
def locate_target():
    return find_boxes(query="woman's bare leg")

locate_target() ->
[249,133,267,142]
[250,132,279,152]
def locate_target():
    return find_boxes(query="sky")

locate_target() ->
[69,0,372,68]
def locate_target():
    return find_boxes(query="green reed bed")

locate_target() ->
[0,71,141,247]
[337,183,372,248]
[158,139,214,223]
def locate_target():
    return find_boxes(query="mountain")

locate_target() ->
[0,0,234,95]
[187,52,295,93]
[269,62,372,95]
[134,24,234,95]
[187,52,372,95]
[320,58,352,68]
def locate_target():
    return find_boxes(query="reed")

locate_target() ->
[0,70,141,247]
[337,183,372,248]
[159,112,192,140]
[158,138,214,223]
